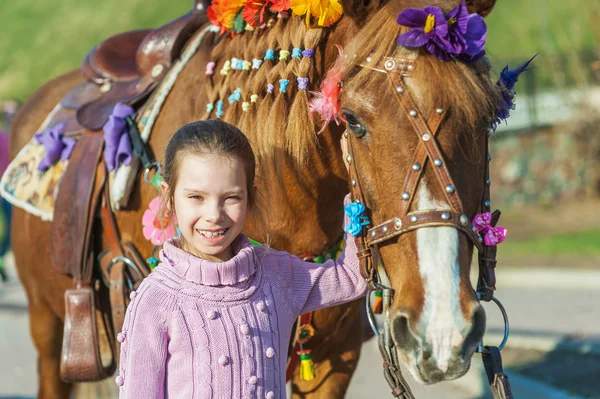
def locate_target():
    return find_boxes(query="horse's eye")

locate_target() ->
[343,111,367,138]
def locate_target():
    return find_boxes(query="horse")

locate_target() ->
[8,0,501,397]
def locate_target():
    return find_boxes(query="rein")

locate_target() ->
[343,56,513,399]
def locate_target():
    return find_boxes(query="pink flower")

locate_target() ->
[142,197,177,245]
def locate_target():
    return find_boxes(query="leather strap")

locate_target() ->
[99,181,127,345]
[387,73,464,214]
[51,132,105,279]
[482,346,514,399]
[398,110,446,216]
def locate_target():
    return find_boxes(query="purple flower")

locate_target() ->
[396,6,455,61]
[103,103,134,172]
[34,122,77,172]
[460,12,487,63]
[396,2,487,62]
[445,1,469,57]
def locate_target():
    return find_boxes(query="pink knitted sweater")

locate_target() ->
[117,233,367,398]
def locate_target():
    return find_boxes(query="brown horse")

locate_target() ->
[9,0,500,397]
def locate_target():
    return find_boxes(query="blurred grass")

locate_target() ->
[0,0,598,101]
[0,1,190,101]
[501,229,600,257]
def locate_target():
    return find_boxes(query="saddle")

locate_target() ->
[47,3,208,382]
[76,9,205,131]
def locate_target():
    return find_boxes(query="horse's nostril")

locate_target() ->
[422,349,432,361]
[461,304,486,358]
[392,310,420,351]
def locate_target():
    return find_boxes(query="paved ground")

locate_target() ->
[1,252,599,398]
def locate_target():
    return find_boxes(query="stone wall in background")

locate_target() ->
[490,107,600,207]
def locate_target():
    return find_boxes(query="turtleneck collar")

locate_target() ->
[160,235,256,286]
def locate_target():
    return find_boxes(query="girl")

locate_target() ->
[117,119,366,398]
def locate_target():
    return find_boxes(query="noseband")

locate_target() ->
[344,56,512,398]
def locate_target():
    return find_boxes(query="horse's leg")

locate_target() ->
[12,208,74,399]
[29,297,73,398]
[291,300,363,399]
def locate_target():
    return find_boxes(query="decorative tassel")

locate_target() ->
[298,349,315,381]
[372,290,383,314]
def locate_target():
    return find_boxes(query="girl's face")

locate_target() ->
[163,153,250,262]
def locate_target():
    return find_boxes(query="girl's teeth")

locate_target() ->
[199,229,226,238]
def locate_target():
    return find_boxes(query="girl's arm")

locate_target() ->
[272,195,368,317]
[118,283,169,399]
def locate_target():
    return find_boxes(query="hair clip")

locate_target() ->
[220,60,231,76]
[267,83,275,94]
[291,48,302,59]
[241,101,250,112]
[252,58,263,69]
[216,100,224,117]
[205,62,216,75]
[302,49,315,58]
[250,94,259,103]
[242,60,252,71]
[279,50,290,61]
[206,102,215,113]
[279,79,290,93]
[264,49,275,61]
[297,77,309,90]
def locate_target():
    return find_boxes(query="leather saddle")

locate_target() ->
[47,2,209,383]
[76,9,205,131]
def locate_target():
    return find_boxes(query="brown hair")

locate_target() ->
[161,119,269,244]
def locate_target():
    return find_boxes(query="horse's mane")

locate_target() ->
[203,17,327,165]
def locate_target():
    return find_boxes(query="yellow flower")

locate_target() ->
[291,0,343,27]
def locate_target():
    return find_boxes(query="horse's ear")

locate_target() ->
[466,0,497,18]
[340,0,386,25]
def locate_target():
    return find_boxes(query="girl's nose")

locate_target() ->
[204,202,224,223]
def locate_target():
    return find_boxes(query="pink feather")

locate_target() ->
[309,55,345,134]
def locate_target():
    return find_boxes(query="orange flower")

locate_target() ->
[291,0,343,27]
[208,0,249,32]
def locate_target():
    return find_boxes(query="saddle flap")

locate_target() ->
[60,285,116,382]
[50,133,105,278]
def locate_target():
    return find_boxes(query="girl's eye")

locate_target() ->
[226,196,241,201]
[190,195,203,201]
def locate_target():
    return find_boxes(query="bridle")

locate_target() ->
[343,56,514,399]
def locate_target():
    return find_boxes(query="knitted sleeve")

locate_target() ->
[117,281,171,399]
[268,195,368,317]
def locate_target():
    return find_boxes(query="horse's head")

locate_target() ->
[329,0,501,384]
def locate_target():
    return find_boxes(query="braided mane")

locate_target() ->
[203,17,328,165]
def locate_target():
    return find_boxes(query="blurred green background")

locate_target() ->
[0,0,598,101]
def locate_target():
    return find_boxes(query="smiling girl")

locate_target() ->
[117,119,366,398]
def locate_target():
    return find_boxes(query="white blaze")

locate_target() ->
[415,183,466,373]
